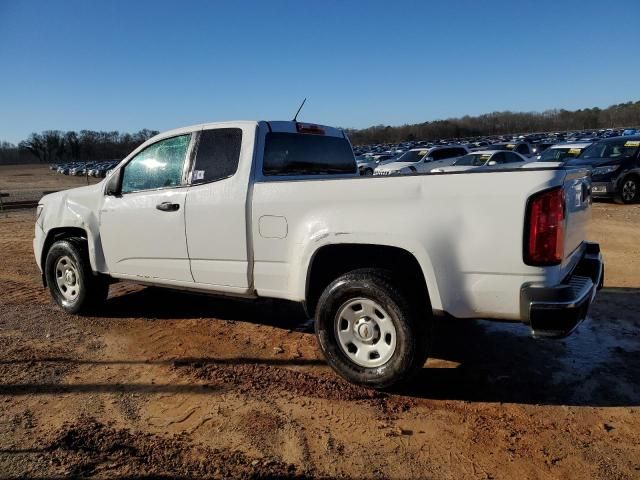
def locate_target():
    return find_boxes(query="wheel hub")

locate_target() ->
[64,270,76,285]
[354,317,378,343]
[54,256,80,302]
[335,298,397,368]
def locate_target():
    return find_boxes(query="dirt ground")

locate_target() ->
[1,166,640,479]
[0,164,99,202]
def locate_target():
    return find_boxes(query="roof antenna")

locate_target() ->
[292,98,307,122]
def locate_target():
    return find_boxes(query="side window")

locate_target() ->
[491,152,507,163]
[121,134,191,194]
[441,149,456,159]
[454,148,467,157]
[430,149,446,160]
[516,144,530,155]
[191,128,242,184]
[506,152,523,163]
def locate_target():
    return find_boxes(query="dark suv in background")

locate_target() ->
[568,136,640,203]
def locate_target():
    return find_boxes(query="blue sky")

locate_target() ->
[1,0,639,143]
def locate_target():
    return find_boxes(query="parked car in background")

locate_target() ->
[531,142,555,156]
[356,156,380,175]
[374,145,468,175]
[534,142,592,162]
[568,136,640,203]
[430,150,527,173]
[488,142,534,157]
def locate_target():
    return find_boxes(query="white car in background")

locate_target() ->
[430,150,527,173]
[374,145,468,175]
[356,155,394,175]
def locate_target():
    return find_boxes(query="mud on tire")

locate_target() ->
[315,268,430,389]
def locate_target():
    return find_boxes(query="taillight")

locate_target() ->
[525,187,565,266]
[296,123,325,135]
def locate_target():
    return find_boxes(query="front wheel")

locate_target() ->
[616,176,639,204]
[315,269,430,389]
[45,238,109,314]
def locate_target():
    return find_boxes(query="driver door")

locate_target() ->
[99,134,194,282]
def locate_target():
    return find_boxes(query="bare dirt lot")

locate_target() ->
[1,166,639,479]
[0,164,100,203]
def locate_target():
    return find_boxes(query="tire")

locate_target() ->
[364,168,373,176]
[45,238,109,314]
[315,268,430,389]
[615,176,639,204]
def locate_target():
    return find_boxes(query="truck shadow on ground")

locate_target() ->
[407,287,640,407]
[94,285,313,331]
[85,285,640,408]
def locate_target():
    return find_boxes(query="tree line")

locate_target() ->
[0,129,159,165]
[346,100,640,145]
[2,100,640,164]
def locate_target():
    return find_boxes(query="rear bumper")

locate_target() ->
[520,242,604,338]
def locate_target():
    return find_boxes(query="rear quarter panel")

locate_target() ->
[251,168,574,320]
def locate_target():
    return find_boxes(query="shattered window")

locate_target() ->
[121,134,190,193]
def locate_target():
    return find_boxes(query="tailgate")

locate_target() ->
[562,166,592,268]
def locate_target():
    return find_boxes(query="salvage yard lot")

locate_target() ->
[1,165,639,479]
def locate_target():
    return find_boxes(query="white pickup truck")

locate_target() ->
[34,120,604,388]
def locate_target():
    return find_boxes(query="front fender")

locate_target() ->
[40,184,108,274]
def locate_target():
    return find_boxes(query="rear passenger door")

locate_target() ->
[184,127,252,291]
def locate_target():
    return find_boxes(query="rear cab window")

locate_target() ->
[262,123,357,176]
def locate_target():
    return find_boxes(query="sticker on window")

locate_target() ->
[506,144,515,149]
[417,150,427,156]
[624,141,640,147]
[192,170,205,181]
[480,154,492,161]
[568,148,581,155]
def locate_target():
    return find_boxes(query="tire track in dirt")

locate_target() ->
[1,278,48,304]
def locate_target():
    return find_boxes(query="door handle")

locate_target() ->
[156,202,180,212]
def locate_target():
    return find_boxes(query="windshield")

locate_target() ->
[454,153,492,166]
[539,147,585,162]
[394,150,429,163]
[579,139,639,160]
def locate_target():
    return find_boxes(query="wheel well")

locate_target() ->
[41,227,88,285]
[305,244,431,318]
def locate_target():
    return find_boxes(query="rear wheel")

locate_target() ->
[616,176,639,204]
[45,238,109,314]
[315,269,430,389]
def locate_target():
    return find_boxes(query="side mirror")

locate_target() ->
[105,169,122,196]
[487,160,497,166]
[423,156,434,163]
